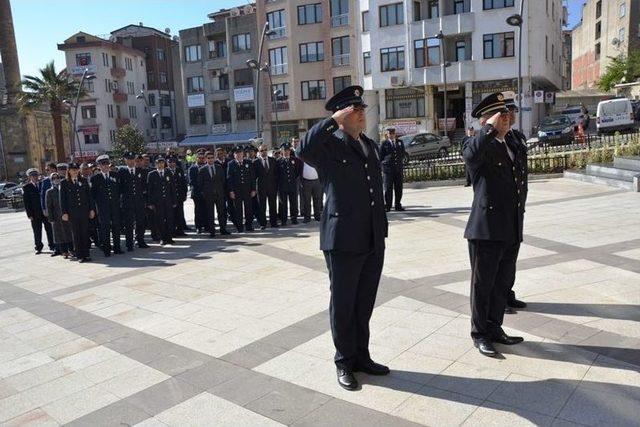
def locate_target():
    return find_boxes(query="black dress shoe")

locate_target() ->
[395,206,406,211]
[492,332,524,345]
[291,219,298,225]
[137,242,150,248]
[35,247,43,254]
[260,225,266,230]
[508,299,527,309]
[209,233,216,238]
[336,369,359,391]
[103,251,111,257]
[385,207,391,212]
[51,252,61,257]
[504,306,517,315]
[183,226,193,231]
[113,249,124,255]
[474,338,499,357]
[354,360,390,376]
[79,257,91,263]
[220,230,231,235]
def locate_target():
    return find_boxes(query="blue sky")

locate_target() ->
[11,0,585,79]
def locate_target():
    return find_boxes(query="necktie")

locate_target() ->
[130,168,134,175]
[73,179,78,185]
[160,171,163,178]
[209,166,213,177]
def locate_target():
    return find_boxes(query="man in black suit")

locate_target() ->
[168,156,188,237]
[189,149,207,233]
[118,152,149,251]
[254,144,278,229]
[276,143,299,225]
[23,168,54,254]
[91,155,122,257]
[226,147,256,232]
[198,151,229,237]
[380,127,406,212]
[462,92,528,358]
[300,86,389,391]
[147,157,177,245]
[217,147,237,230]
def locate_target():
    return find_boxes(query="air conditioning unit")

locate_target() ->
[390,76,405,87]
[230,7,240,17]
[243,5,255,14]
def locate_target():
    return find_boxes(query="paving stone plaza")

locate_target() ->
[0,178,638,427]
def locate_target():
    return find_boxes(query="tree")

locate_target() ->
[598,52,640,92]
[18,61,82,162]
[111,125,146,163]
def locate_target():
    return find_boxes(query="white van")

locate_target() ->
[596,98,635,135]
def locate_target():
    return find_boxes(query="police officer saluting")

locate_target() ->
[462,92,527,357]
[91,155,122,257]
[380,127,406,212]
[147,157,177,245]
[118,152,149,250]
[300,86,389,391]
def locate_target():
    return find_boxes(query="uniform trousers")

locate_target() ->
[278,189,298,223]
[323,247,385,370]
[153,203,174,243]
[70,215,91,259]
[257,189,278,227]
[192,195,207,231]
[383,169,403,209]
[204,196,227,234]
[30,215,54,251]
[302,178,323,221]
[233,193,253,231]
[98,210,121,252]
[173,201,187,233]
[122,202,146,248]
[468,239,521,339]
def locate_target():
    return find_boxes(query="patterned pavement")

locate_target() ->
[0,178,638,427]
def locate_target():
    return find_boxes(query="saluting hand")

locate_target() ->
[229,191,236,200]
[332,106,355,127]
[62,213,69,222]
[250,190,256,198]
[89,210,95,219]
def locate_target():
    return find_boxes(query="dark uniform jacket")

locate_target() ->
[380,138,405,173]
[300,118,388,252]
[226,159,256,196]
[188,163,204,199]
[462,125,528,242]
[197,163,226,201]
[23,181,44,219]
[90,172,120,215]
[118,166,146,209]
[276,157,299,192]
[60,178,94,219]
[169,167,188,202]
[147,169,177,207]
[254,156,278,194]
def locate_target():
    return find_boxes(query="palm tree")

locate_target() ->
[18,61,83,161]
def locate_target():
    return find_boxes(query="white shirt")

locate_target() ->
[261,157,269,171]
[495,137,514,162]
[357,137,369,157]
[302,162,318,180]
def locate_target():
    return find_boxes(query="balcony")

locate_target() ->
[411,60,476,85]
[110,67,126,79]
[411,12,474,39]
[273,100,289,111]
[268,26,286,40]
[331,13,349,27]
[203,21,225,38]
[115,118,130,128]
[113,91,128,103]
[332,54,350,67]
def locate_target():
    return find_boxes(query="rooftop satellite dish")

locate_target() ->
[165,28,171,34]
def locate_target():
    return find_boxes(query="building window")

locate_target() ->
[157,49,165,61]
[456,40,467,61]
[148,94,156,106]
[299,42,324,63]
[147,72,155,84]
[187,76,204,93]
[483,0,514,10]
[212,101,231,123]
[454,0,467,13]
[184,44,202,62]
[272,83,289,110]
[234,68,253,87]
[362,11,370,31]
[109,130,116,143]
[116,105,121,119]
[125,58,133,71]
[81,106,97,119]
[552,44,555,63]
[596,21,602,39]
[333,76,351,94]
[126,81,135,95]
[427,0,439,18]
[301,80,326,100]
[380,46,405,71]
[363,51,371,75]
[128,105,137,119]
[105,78,112,93]
[545,36,548,61]
[85,80,95,93]
[620,2,626,17]
[298,3,322,25]
[595,42,601,60]
[232,33,251,52]
[189,108,206,125]
[483,32,515,59]
[269,46,288,75]
[385,87,425,119]
[160,94,171,107]
[330,0,349,27]
[596,1,602,18]
[267,10,286,38]
[84,133,99,145]
[414,39,440,67]
[107,104,114,118]
[414,2,421,20]
[332,36,350,66]
[101,52,109,67]
[380,3,404,27]
[209,40,226,59]
[75,53,91,66]
[212,70,229,91]
[236,102,255,121]
[159,72,167,84]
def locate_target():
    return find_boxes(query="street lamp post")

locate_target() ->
[272,89,282,146]
[434,31,451,138]
[69,69,96,161]
[507,0,525,132]
[247,22,276,140]
[136,90,160,153]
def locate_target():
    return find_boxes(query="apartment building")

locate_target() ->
[111,24,185,143]
[0,62,6,105]
[58,32,151,159]
[178,6,260,147]
[358,0,567,137]
[571,0,640,90]
[256,0,360,146]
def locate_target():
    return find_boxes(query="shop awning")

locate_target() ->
[179,132,258,147]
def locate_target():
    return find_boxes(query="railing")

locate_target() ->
[331,13,349,27]
[332,54,350,67]
[273,100,289,111]
[269,27,286,39]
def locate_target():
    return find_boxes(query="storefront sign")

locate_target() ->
[79,126,99,135]
[437,85,460,92]
[70,65,97,76]
[74,151,99,158]
[385,120,418,136]
[234,87,254,102]
[145,141,177,150]
[211,124,230,134]
[187,94,205,107]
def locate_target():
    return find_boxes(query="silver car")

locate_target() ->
[0,182,18,199]
[400,133,451,163]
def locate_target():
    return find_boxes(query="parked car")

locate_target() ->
[400,133,451,164]
[597,98,636,135]
[536,115,575,146]
[0,181,19,199]
[560,106,586,128]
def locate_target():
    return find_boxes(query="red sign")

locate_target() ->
[79,126,99,135]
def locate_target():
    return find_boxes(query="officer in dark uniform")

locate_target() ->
[23,168,54,254]
[60,163,95,262]
[217,148,237,230]
[226,146,256,232]
[147,157,177,245]
[198,151,229,237]
[80,163,100,248]
[462,92,527,357]
[168,156,188,237]
[118,152,149,250]
[189,149,207,233]
[276,143,300,225]
[380,127,406,211]
[300,86,389,391]
[254,144,279,229]
[91,155,122,257]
